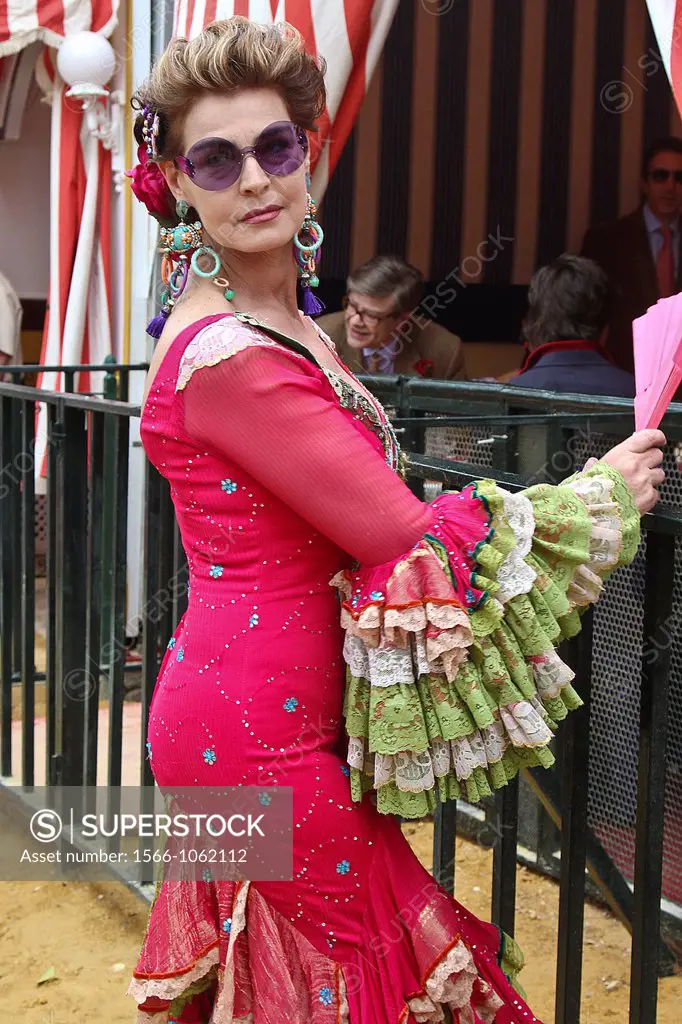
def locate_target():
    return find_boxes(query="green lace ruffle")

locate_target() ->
[342,464,640,818]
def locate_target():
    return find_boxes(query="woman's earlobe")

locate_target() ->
[160,160,183,199]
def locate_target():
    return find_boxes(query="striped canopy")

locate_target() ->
[173,0,399,199]
[0,0,118,480]
[647,0,682,113]
[0,0,117,55]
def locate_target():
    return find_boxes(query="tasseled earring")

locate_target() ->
[294,191,325,316]
[147,199,202,339]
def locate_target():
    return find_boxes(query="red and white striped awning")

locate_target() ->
[647,0,682,114]
[0,0,117,56]
[0,0,118,478]
[173,0,399,198]
[33,44,113,481]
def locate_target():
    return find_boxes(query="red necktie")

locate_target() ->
[657,225,675,297]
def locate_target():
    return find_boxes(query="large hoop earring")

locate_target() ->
[190,246,221,278]
[294,192,325,316]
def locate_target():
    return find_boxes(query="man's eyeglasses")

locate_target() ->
[342,296,399,328]
[649,168,682,184]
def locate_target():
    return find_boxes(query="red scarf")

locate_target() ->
[518,338,616,374]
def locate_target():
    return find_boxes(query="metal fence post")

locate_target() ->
[630,530,677,1021]
[54,401,88,787]
[100,357,118,684]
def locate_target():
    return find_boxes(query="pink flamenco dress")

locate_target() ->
[130,311,640,1024]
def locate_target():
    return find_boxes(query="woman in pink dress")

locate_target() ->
[127,18,665,1024]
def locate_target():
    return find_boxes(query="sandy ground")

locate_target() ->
[1,820,681,1023]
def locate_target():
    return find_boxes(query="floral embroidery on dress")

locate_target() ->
[146,741,152,760]
[283,697,299,713]
[167,637,176,650]
[202,748,217,765]
[319,986,334,1006]
[209,565,224,578]
[336,860,351,875]
[340,764,350,777]
[202,868,212,883]
[249,613,259,628]
[176,647,185,662]
[221,478,238,493]
[221,918,232,934]
[258,792,272,806]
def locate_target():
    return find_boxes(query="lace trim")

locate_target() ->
[175,318,286,391]
[128,944,220,1004]
[564,472,623,608]
[342,624,470,688]
[529,647,575,699]
[348,693,554,793]
[404,938,504,1023]
[495,489,537,602]
[212,881,250,1021]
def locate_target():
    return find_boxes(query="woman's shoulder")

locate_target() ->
[175,311,304,392]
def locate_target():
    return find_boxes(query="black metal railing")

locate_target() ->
[0,374,681,1024]
[0,359,149,401]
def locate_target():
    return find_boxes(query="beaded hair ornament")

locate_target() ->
[141,104,161,159]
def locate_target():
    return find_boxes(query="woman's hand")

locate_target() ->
[588,429,666,515]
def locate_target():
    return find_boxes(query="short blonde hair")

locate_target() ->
[132,17,326,159]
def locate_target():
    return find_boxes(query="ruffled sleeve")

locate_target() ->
[330,461,640,818]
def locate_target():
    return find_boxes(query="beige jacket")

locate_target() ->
[315,310,466,380]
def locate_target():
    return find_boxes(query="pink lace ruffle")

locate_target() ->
[403,938,504,1023]
[330,539,476,683]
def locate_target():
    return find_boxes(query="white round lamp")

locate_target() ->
[57,31,117,97]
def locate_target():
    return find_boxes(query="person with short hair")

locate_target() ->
[316,254,465,379]
[580,136,682,372]
[510,255,635,397]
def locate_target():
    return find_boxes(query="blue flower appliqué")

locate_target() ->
[283,697,299,713]
[222,917,232,933]
[370,590,384,601]
[340,764,350,777]
[145,741,152,761]
[176,647,185,662]
[167,637,176,650]
[209,565,224,579]
[351,595,359,608]
[202,748,217,766]
[249,613,259,628]
[319,986,334,1007]
[336,859,351,875]
[465,588,477,605]
[221,478,238,494]
[202,868,213,883]
[258,792,272,806]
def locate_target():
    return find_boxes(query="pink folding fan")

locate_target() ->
[633,294,682,430]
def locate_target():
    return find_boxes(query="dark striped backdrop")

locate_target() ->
[317,0,682,341]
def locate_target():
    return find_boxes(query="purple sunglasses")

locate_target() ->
[175,120,308,192]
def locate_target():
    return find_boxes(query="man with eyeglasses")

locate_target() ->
[316,255,465,380]
[580,136,682,374]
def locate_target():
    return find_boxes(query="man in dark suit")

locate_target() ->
[316,255,465,380]
[509,255,635,398]
[580,136,682,373]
